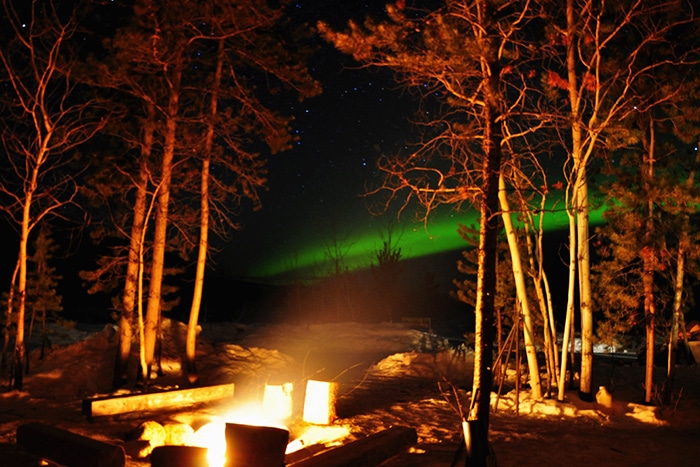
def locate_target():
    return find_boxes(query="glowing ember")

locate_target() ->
[192,421,226,467]
[191,403,288,467]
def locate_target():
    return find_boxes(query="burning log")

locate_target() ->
[82,382,235,418]
[224,422,289,467]
[16,422,125,467]
[150,445,208,467]
[287,426,417,467]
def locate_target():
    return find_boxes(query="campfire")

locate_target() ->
[19,378,417,467]
[142,379,346,467]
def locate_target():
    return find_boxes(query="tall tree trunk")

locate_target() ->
[114,103,155,389]
[575,168,593,400]
[186,39,224,385]
[467,7,502,458]
[143,63,182,384]
[467,122,500,461]
[14,182,35,390]
[524,203,559,394]
[642,117,657,404]
[498,173,542,399]
[539,265,559,393]
[558,205,577,401]
[2,260,19,376]
[642,254,656,405]
[566,0,594,400]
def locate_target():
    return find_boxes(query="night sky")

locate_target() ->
[218,0,582,284]
[220,1,434,281]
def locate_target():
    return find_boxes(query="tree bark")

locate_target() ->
[185,39,224,384]
[14,209,29,390]
[576,169,594,400]
[566,0,594,400]
[143,62,182,383]
[2,260,19,376]
[498,173,542,399]
[14,163,41,390]
[523,208,559,393]
[468,3,502,447]
[642,117,657,404]
[114,103,155,389]
[558,205,577,401]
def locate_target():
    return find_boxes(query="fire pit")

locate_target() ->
[36,379,413,467]
[150,423,288,467]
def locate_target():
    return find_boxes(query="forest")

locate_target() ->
[1,1,700,463]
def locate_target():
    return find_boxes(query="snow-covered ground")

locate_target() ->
[1,319,700,466]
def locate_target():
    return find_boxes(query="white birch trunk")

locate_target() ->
[558,204,578,402]
[498,174,542,399]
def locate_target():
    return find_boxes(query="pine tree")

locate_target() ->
[594,73,700,403]
[371,224,403,323]
[25,227,63,361]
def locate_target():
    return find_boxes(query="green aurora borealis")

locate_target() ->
[248,196,608,281]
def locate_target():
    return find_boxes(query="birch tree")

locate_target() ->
[320,0,543,458]
[544,0,697,401]
[83,0,319,387]
[182,2,320,382]
[0,0,105,390]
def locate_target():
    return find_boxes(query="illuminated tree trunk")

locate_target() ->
[1,1,104,390]
[498,174,542,399]
[523,203,559,394]
[468,7,503,452]
[2,260,19,375]
[186,39,224,384]
[13,191,34,390]
[642,119,657,405]
[114,103,155,388]
[566,0,594,400]
[642,250,656,405]
[575,169,593,400]
[144,62,182,383]
[558,206,577,402]
[468,112,500,432]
